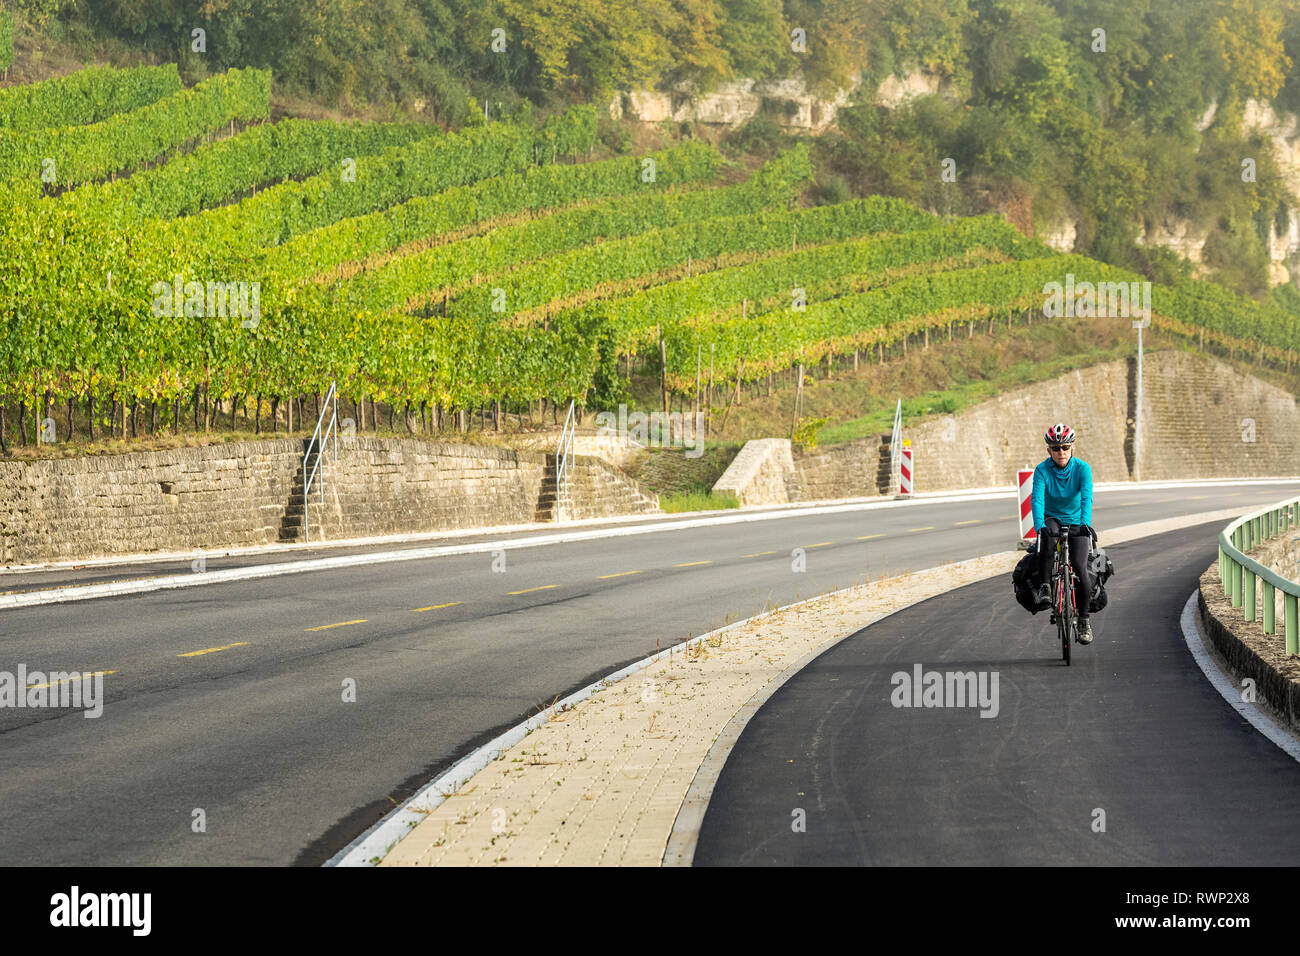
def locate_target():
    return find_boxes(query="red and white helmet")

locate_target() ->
[1044,423,1076,445]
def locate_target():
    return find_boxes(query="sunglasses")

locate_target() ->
[1049,444,1074,452]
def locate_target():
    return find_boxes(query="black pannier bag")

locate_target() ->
[1087,546,1115,614]
[1011,537,1115,615]
[1012,541,1050,614]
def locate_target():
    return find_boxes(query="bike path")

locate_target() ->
[693,520,1300,865]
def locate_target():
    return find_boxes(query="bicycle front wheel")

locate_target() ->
[1059,602,1071,665]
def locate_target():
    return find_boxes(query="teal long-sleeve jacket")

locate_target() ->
[1031,456,1093,530]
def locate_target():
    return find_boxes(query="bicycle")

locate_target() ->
[1047,530,1078,665]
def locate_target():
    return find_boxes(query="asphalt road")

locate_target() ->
[0,481,1294,865]
[693,518,1300,865]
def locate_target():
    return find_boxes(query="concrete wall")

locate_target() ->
[715,351,1300,505]
[0,437,659,566]
[713,439,795,506]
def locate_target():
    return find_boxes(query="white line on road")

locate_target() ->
[4,482,1297,611]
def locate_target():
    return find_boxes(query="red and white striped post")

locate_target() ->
[1017,465,1036,549]
[899,440,913,497]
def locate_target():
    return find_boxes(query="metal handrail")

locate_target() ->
[1217,496,1300,653]
[887,398,902,495]
[302,381,339,544]
[555,400,576,512]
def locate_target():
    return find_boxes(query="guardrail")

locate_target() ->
[1218,496,1300,653]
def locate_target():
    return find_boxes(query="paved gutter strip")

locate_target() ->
[352,506,1247,868]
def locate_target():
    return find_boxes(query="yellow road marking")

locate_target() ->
[1116,501,1140,506]
[26,670,117,690]
[906,526,935,532]
[856,534,885,540]
[598,571,642,579]
[508,585,558,595]
[803,542,834,549]
[954,520,981,526]
[742,551,777,557]
[674,561,713,568]
[997,514,1014,519]
[411,602,461,612]
[305,619,367,632]
[177,642,249,658]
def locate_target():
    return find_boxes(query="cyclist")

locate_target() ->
[1031,423,1095,645]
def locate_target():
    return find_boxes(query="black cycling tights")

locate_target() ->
[1037,525,1091,619]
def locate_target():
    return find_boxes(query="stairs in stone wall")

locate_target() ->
[875,435,893,496]
[534,454,570,522]
[278,438,329,542]
[1122,355,1137,478]
[536,452,659,521]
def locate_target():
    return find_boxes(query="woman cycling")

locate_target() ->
[1032,423,1095,645]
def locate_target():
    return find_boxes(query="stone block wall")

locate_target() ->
[0,437,661,566]
[711,351,1300,506]
[558,455,660,521]
[790,435,886,501]
[1136,349,1300,479]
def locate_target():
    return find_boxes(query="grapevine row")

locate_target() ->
[564,214,1042,353]
[444,189,930,322]
[265,141,723,286]
[158,106,601,261]
[0,64,181,133]
[58,117,438,222]
[331,145,802,317]
[0,68,270,188]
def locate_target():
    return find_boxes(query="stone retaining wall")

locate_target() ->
[0,437,659,566]
[716,351,1300,505]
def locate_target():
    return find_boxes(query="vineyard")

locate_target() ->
[0,62,1297,450]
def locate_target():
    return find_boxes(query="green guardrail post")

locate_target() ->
[1244,568,1256,622]
[1263,580,1276,634]
[1287,593,1299,657]
[1232,556,1243,608]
